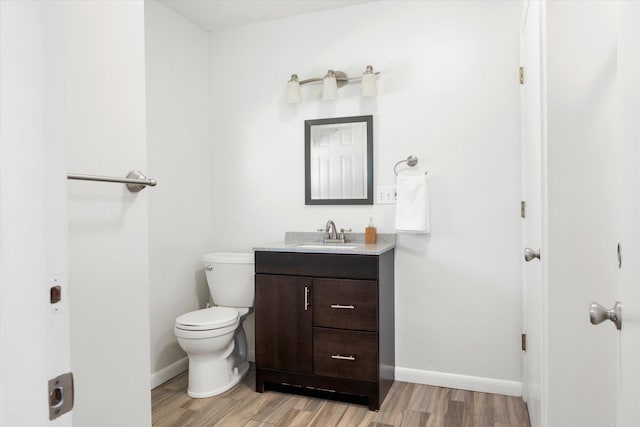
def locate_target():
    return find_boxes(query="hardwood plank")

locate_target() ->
[187,397,238,426]
[297,395,325,413]
[163,371,189,391]
[336,404,375,426]
[473,392,495,427]
[443,400,464,427]
[425,413,444,427]
[492,394,509,424]
[451,389,474,427]
[210,392,274,426]
[372,381,415,426]
[242,421,273,427]
[305,400,349,426]
[251,393,300,424]
[275,408,306,426]
[505,395,530,425]
[399,409,430,427]
[152,390,193,427]
[154,409,190,427]
[492,394,531,427]
[406,383,428,411]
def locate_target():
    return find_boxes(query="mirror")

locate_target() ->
[305,115,373,205]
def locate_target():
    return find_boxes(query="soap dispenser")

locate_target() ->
[365,217,377,244]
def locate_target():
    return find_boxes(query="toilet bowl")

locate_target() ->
[175,307,242,397]
[174,252,254,398]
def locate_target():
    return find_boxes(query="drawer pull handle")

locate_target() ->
[331,354,356,361]
[304,286,310,311]
[330,304,355,309]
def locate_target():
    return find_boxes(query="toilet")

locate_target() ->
[174,252,254,398]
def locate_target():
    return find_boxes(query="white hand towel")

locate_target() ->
[395,174,430,234]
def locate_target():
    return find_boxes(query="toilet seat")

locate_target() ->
[175,307,238,331]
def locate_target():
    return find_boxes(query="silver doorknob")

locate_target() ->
[524,247,540,262]
[589,301,621,330]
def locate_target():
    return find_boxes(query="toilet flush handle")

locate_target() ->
[205,265,213,271]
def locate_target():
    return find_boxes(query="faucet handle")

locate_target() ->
[317,227,328,232]
[338,228,352,243]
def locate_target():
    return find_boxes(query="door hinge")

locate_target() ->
[521,333,527,351]
[48,372,74,420]
[519,66,525,84]
[521,201,526,218]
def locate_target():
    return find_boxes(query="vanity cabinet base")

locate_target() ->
[256,367,393,411]
[254,250,395,411]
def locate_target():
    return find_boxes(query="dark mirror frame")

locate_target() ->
[304,115,373,205]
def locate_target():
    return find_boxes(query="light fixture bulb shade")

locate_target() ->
[322,70,338,100]
[287,80,301,104]
[361,71,377,97]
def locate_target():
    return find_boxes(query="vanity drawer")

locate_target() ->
[313,328,377,382]
[255,251,378,280]
[313,278,377,332]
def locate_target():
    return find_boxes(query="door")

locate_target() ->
[0,1,72,425]
[520,1,544,426]
[616,2,640,425]
[255,274,313,374]
[545,1,618,426]
[527,2,639,426]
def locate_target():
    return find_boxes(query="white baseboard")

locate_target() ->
[395,366,522,397]
[150,357,188,389]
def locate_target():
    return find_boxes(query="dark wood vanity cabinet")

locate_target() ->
[254,250,394,410]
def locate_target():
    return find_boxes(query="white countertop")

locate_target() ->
[253,232,395,256]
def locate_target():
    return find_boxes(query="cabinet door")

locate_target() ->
[255,274,313,374]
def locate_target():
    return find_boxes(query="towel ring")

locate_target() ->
[394,155,428,176]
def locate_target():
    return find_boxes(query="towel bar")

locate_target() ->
[67,170,157,193]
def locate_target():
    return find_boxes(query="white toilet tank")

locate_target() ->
[203,252,254,308]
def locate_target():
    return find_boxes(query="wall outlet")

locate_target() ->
[376,185,397,204]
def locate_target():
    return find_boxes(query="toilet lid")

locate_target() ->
[202,252,254,264]
[175,307,238,331]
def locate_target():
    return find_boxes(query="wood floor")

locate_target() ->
[152,365,530,427]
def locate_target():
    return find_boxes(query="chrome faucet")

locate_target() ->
[326,220,338,241]
[318,220,351,243]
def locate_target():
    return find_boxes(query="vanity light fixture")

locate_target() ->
[287,74,302,103]
[322,70,338,101]
[287,65,380,103]
[361,65,378,97]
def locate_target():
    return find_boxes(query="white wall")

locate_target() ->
[207,1,523,392]
[65,1,152,425]
[145,0,212,386]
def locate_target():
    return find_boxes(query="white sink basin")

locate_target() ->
[296,244,358,250]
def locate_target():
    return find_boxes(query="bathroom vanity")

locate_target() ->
[253,234,395,410]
